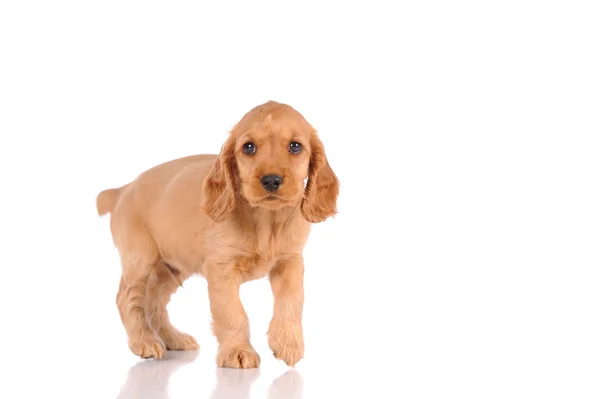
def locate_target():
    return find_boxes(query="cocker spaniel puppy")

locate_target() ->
[96,101,339,368]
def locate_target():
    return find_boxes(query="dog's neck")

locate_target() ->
[234,198,308,258]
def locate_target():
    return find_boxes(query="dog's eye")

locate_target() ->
[289,142,302,154]
[243,142,256,155]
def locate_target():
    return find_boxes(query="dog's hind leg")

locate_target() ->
[114,227,166,359]
[145,262,199,351]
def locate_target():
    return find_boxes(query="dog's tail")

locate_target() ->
[96,185,127,216]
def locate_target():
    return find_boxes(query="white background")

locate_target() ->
[1,1,599,398]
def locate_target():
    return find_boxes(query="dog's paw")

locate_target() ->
[129,330,166,359]
[160,329,199,351]
[217,345,260,369]
[268,323,304,367]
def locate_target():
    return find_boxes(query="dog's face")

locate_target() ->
[234,110,311,210]
[202,101,339,223]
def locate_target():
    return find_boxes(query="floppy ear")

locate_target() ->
[201,135,237,222]
[301,133,339,223]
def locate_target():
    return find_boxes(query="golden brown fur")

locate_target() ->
[96,101,339,368]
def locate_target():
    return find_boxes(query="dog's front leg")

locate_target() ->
[207,262,260,369]
[267,255,305,367]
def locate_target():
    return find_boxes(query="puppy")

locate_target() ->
[96,101,339,368]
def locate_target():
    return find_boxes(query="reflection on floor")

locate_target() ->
[115,351,303,399]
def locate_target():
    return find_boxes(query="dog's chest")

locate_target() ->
[254,222,281,256]
[234,223,290,281]
[234,254,276,282]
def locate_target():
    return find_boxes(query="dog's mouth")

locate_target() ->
[252,193,296,208]
[261,195,287,204]
[244,184,303,208]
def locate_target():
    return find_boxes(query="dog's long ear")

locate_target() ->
[301,133,339,223]
[202,135,237,222]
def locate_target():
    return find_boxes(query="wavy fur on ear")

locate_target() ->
[202,135,237,222]
[301,133,339,223]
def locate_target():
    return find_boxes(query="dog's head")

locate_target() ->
[202,101,339,223]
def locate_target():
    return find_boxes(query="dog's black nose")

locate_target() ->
[261,174,283,192]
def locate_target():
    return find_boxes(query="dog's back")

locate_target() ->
[96,154,217,218]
